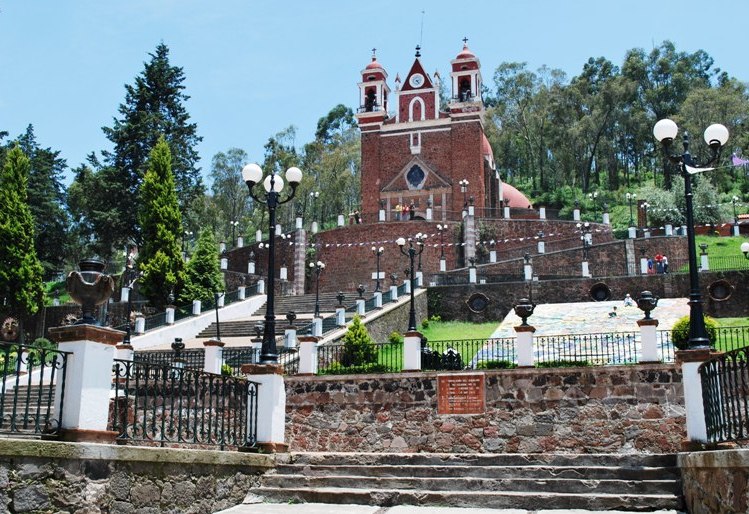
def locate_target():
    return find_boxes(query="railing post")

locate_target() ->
[192,300,201,315]
[134,316,145,334]
[48,325,122,442]
[403,279,412,294]
[403,330,423,371]
[539,206,546,219]
[337,214,345,227]
[297,335,319,375]
[165,306,175,325]
[257,279,265,295]
[390,285,398,301]
[514,325,536,367]
[283,325,297,349]
[335,307,346,326]
[312,317,322,337]
[677,348,712,445]
[573,206,580,221]
[238,286,246,300]
[203,339,224,375]
[665,224,673,236]
[356,299,365,315]
[489,249,497,262]
[415,271,423,288]
[255,229,262,242]
[217,294,225,308]
[628,227,637,239]
[374,292,383,309]
[241,364,288,453]
[638,318,659,363]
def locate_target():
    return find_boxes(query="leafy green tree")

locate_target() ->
[137,138,184,309]
[14,125,70,277]
[0,146,44,341]
[73,42,203,253]
[210,148,251,244]
[340,315,378,367]
[180,229,224,304]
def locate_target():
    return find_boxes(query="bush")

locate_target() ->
[221,363,233,376]
[341,315,378,367]
[388,331,404,345]
[476,360,517,370]
[535,360,591,368]
[318,362,393,375]
[671,314,718,350]
[421,319,430,329]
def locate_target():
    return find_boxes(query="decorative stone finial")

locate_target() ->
[66,259,115,326]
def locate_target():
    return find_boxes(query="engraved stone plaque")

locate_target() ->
[437,373,485,415]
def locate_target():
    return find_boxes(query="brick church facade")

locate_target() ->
[356,43,505,220]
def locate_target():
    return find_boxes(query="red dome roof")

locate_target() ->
[366,58,382,70]
[456,44,476,60]
[503,183,532,209]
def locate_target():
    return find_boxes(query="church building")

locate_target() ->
[356,42,503,220]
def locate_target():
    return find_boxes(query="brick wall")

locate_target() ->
[285,364,685,453]
[680,448,749,514]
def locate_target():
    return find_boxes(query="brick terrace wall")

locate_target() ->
[679,448,749,514]
[285,364,685,454]
[0,440,271,513]
[429,270,749,322]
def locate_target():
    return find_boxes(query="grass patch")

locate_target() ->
[418,320,498,342]
[715,317,749,329]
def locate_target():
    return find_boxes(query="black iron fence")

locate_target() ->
[134,348,205,370]
[110,359,259,450]
[699,345,749,444]
[535,332,640,365]
[0,342,70,436]
[316,341,403,374]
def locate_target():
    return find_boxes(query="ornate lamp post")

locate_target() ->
[309,191,320,229]
[182,230,193,259]
[732,196,740,224]
[242,163,303,364]
[229,220,239,247]
[396,234,426,331]
[121,258,139,345]
[626,192,636,226]
[577,222,591,260]
[309,260,325,318]
[459,179,469,209]
[371,246,384,292]
[653,118,729,348]
[436,224,446,259]
[588,191,599,216]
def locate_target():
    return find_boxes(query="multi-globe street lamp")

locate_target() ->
[229,220,239,247]
[182,230,193,259]
[741,241,749,259]
[653,118,729,349]
[396,233,426,332]
[310,261,325,318]
[626,192,636,227]
[241,163,303,364]
[640,202,650,229]
[121,259,139,346]
[459,179,469,209]
[371,246,384,292]
[588,191,599,216]
[577,221,591,260]
[309,191,320,230]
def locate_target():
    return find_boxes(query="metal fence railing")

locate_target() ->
[0,342,70,437]
[535,332,640,365]
[316,341,403,374]
[110,359,259,450]
[422,337,516,370]
[134,349,205,370]
[699,345,749,444]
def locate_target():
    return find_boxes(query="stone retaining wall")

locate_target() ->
[679,448,749,513]
[0,440,272,513]
[285,364,685,454]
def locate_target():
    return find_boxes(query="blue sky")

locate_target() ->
[2,0,747,185]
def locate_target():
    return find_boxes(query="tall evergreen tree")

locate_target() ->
[79,42,203,250]
[180,229,224,304]
[0,146,45,340]
[137,138,184,309]
[14,125,70,277]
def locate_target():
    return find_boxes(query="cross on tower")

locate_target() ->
[371,48,376,58]
[462,37,468,45]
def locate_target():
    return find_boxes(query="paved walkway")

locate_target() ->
[218,503,683,514]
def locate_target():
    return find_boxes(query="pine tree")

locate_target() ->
[180,229,224,304]
[0,146,45,335]
[137,138,184,309]
[74,42,203,251]
[340,315,378,367]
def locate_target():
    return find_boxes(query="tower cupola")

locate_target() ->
[356,49,390,125]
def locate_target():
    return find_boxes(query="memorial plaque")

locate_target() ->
[437,373,485,415]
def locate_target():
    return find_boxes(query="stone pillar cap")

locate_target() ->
[203,339,225,347]
[514,325,536,333]
[49,325,124,345]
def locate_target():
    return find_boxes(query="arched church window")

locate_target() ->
[365,90,377,112]
[459,78,471,101]
[406,165,426,189]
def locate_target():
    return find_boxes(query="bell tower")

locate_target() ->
[449,39,483,111]
[356,49,390,126]
[396,46,439,123]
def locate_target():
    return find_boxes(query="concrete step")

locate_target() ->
[273,463,680,481]
[262,474,681,495]
[250,487,682,511]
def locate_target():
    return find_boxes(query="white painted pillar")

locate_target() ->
[469,267,477,284]
[503,206,511,219]
[134,316,145,334]
[390,285,398,301]
[274,224,281,236]
[120,287,130,303]
[468,205,475,216]
[165,307,175,325]
[295,217,303,229]
[203,339,224,375]
[257,279,265,295]
[678,349,712,443]
[514,326,535,367]
[640,258,648,275]
[403,331,422,371]
[237,236,244,248]
[638,319,659,362]
[256,229,262,242]
[644,229,651,238]
[537,241,545,254]
[701,254,709,271]
[425,208,433,220]
[114,343,133,376]
[279,266,288,281]
[356,299,365,315]
[602,212,610,225]
[238,286,246,300]
[582,261,590,278]
[439,258,447,272]
[311,221,319,234]
[245,366,287,452]
[733,224,740,236]
[297,336,319,375]
[217,294,225,308]
[312,317,322,337]
[379,209,386,222]
[220,257,228,270]
[404,280,411,294]
[489,250,497,263]
[337,215,345,227]
[336,307,345,326]
[573,208,581,221]
[248,261,256,275]
[374,292,383,308]
[539,207,546,219]
[49,325,119,440]
[192,300,201,315]
[524,263,533,281]
[628,227,637,239]
[415,271,423,287]
[665,224,673,236]
[219,241,226,253]
[283,326,297,349]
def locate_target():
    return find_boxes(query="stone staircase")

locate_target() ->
[246,452,684,511]
[0,384,57,435]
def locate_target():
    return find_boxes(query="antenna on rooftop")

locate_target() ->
[419,9,425,46]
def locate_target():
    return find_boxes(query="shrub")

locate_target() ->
[221,363,233,376]
[535,360,591,368]
[341,315,378,367]
[476,360,517,370]
[388,331,404,345]
[318,362,393,375]
[671,314,718,350]
[421,319,430,329]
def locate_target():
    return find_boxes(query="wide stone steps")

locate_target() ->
[246,452,684,511]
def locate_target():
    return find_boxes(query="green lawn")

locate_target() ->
[418,320,498,342]
[715,317,749,329]
[695,235,748,259]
